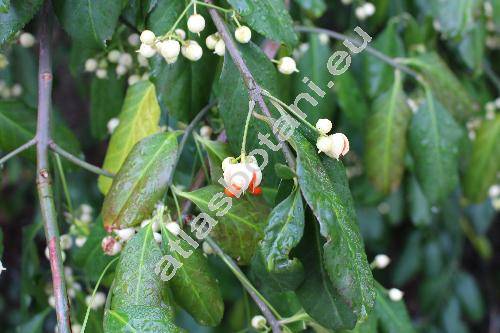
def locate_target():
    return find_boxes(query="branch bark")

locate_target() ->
[35,2,72,332]
[0,138,37,166]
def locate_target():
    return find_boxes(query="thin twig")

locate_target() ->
[35,2,72,331]
[206,0,296,171]
[0,138,37,166]
[49,142,115,178]
[295,25,420,78]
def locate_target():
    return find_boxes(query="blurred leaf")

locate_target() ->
[365,71,411,194]
[274,163,296,180]
[0,101,80,161]
[293,0,326,18]
[111,226,165,309]
[441,297,468,333]
[335,69,369,128]
[0,0,42,44]
[407,176,431,227]
[393,231,422,286]
[374,283,415,333]
[0,0,9,13]
[20,222,43,316]
[104,305,183,333]
[463,115,500,202]
[227,0,298,45]
[423,239,442,277]
[494,0,500,26]
[102,132,177,229]
[175,185,269,265]
[160,225,224,327]
[341,311,378,333]
[90,74,125,140]
[53,0,122,49]
[293,34,334,123]
[364,19,405,97]
[16,308,50,333]
[290,131,375,321]
[98,81,161,194]
[429,0,478,38]
[458,21,485,74]
[409,91,462,204]
[10,45,37,108]
[453,271,485,322]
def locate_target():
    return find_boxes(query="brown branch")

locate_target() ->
[35,2,71,332]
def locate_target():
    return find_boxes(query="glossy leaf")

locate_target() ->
[98,81,161,194]
[374,283,415,333]
[365,71,411,194]
[260,189,304,280]
[196,134,232,182]
[175,185,268,265]
[0,0,42,44]
[409,91,462,204]
[227,0,298,46]
[104,306,182,333]
[463,115,500,202]
[161,225,224,327]
[428,0,478,38]
[335,69,369,128]
[290,131,375,321]
[53,0,122,49]
[293,0,326,18]
[90,74,125,140]
[458,22,485,74]
[453,271,485,322]
[146,0,183,35]
[102,132,177,229]
[111,226,165,309]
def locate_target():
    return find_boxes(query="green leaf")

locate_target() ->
[104,306,183,333]
[0,0,42,44]
[374,283,415,333]
[289,131,375,321]
[296,220,357,330]
[160,226,224,327]
[274,163,296,180]
[392,232,422,286]
[146,0,183,35]
[408,91,463,204]
[90,74,125,140]
[0,0,9,14]
[10,45,37,108]
[195,134,232,182]
[365,71,411,194]
[463,115,500,202]
[260,189,304,280]
[335,69,369,128]
[111,226,165,309]
[53,0,122,49]
[102,132,177,229]
[494,0,500,26]
[458,22,486,74]
[293,0,326,18]
[0,101,80,161]
[16,308,51,333]
[227,0,298,46]
[218,42,282,186]
[175,185,269,265]
[98,81,161,194]
[409,52,476,121]
[364,19,405,97]
[428,0,478,38]
[293,33,334,123]
[453,271,485,322]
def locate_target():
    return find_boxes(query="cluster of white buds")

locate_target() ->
[315,119,350,160]
[484,98,499,120]
[388,288,404,301]
[106,50,134,77]
[107,117,120,134]
[18,32,36,48]
[276,57,299,75]
[355,2,376,20]
[251,315,267,330]
[85,48,138,80]
[222,156,262,197]
[101,235,122,256]
[0,81,23,99]
[85,291,107,310]
[45,245,67,262]
[141,218,163,244]
[484,2,498,34]
[372,254,391,269]
[205,33,225,56]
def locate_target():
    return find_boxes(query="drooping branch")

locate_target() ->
[0,138,37,166]
[205,0,296,171]
[35,1,72,332]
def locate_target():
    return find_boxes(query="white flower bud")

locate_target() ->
[187,14,206,33]
[115,228,136,242]
[214,39,226,56]
[81,204,93,214]
[181,40,203,61]
[139,43,156,58]
[495,97,500,109]
[48,295,56,308]
[86,291,106,309]
[251,315,267,329]
[363,2,376,16]
[341,0,352,4]
[107,117,119,132]
[84,58,98,72]
[205,34,219,50]
[107,50,121,63]
[0,260,6,276]
[373,254,391,269]
[485,102,495,113]
[166,222,181,236]
[159,39,181,59]
[488,185,500,198]
[200,125,212,139]
[222,157,235,171]
[328,133,350,159]
[202,241,213,255]
[142,73,150,81]
[80,212,92,223]
[140,30,156,45]
[153,232,162,244]
[235,26,251,43]
[316,136,331,154]
[96,68,108,79]
[11,84,23,97]
[175,29,186,40]
[128,74,141,86]
[277,57,298,75]
[388,288,404,301]
[68,287,76,299]
[115,64,127,77]
[137,54,149,67]
[128,33,140,47]
[75,236,87,248]
[118,53,133,67]
[60,234,73,250]
[319,33,330,45]
[165,56,178,64]
[355,6,367,20]
[316,119,333,135]
[19,32,35,47]
[72,324,82,333]
[140,219,151,228]
[101,236,121,256]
